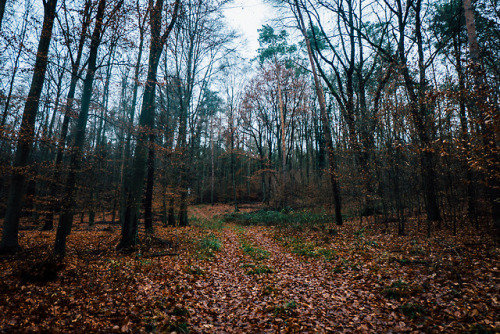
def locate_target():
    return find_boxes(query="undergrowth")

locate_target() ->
[222,209,335,228]
[196,233,221,260]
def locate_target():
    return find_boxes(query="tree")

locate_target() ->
[54,0,123,256]
[118,0,179,250]
[0,0,58,254]
[291,0,343,225]
[43,0,93,230]
[0,0,6,31]
[257,25,297,208]
[463,0,500,238]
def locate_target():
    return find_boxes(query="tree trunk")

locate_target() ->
[0,0,6,31]
[118,0,179,249]
[294,0,342,225]
[396,0,441,222]
[463,0,500,236]
[43,0,92,230]
[144,133,155,232]
[54,0,108,256]
[0,0,57,254]
[119,0,147,226]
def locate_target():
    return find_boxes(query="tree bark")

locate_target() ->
[54,0,108,256]
[293,0,342,225]
[394,0,441,222]
[0,0,6,31]
[144,133,155,232]
[0,0,58,253]
[463,0,500,236]
[43,0,92,230]
[118,0,179,249]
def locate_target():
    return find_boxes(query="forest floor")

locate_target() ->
[0,204,499,333]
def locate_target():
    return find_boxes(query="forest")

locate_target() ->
[0,0,499,332]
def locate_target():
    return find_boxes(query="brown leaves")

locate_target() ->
[0,210,499,333]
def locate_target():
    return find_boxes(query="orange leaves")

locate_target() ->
[0,210,499,332]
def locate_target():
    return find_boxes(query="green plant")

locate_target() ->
[191,217,225,230]
[185,265,204,276]
[262,285,276,296]
[241,243,270,261]
[222,209,332,228]
[196,233,221,260]
[382,280,423,299]
[354,227,366,238]
[365,240,379,248]
[468,324,499,334]
[168,322,189,333]
[246,265,274,275]
[283,237,336,261]
[171,307,189,316]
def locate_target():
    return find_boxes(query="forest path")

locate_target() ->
[184,226,277,332]
[184,225,356,333]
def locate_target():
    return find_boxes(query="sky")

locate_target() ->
[222,0,279,58]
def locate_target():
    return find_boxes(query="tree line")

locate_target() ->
[0,0,498,256]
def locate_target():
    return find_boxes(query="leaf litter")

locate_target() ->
[0,204,498,333]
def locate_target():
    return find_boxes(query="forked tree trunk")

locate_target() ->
[43,0,92,230]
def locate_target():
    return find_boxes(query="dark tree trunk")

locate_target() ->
[43,0,92,231]
[396,0,441,223]
[167,196,175,226]
[119,0,147,227]
[144,133,155,232]
[463,0,500,236]
[118,0,179,250]
[0,0,57,254]
[54,0,108,257]
[0,0,6,31]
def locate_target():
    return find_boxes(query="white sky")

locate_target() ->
[222,0,279,59]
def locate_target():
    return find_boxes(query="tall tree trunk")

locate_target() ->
[210,116,215,205]
[416,0,441,223]
[294,0,342,225]
[43,0,92,230]
[395,0,441,222]
[463,0,500,236]
[119,0,147,225]
[275,60,287,208]
[0,0,57,253]
[144,133,155,232]
[118,0,179,249]
[54,0,108,256]
[0,0,6,31]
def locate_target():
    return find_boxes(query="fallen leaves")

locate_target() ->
[0,207,499,333]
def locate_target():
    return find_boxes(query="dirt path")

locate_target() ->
[184,228,277,333]
[180,225,375,333]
